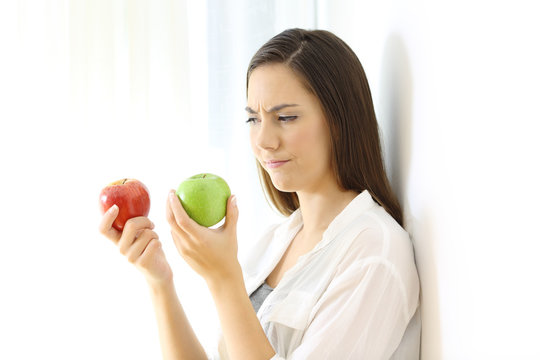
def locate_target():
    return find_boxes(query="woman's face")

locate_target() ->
[247,63,333,194]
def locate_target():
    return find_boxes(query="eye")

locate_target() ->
[278,116,297,122]
[245,117,259,124]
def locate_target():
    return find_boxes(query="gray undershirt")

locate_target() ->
[249,282,274,314]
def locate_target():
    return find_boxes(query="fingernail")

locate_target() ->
[231,195,237,207]
[109,204,119,213]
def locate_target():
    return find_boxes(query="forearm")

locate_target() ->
[148,278,207,360]
[207,266,276,360]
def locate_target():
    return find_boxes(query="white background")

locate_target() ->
[319,1,540,358]
[1,1,539,359]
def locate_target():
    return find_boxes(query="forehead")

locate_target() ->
[247,64,311,106]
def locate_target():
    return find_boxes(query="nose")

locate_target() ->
[253,116,280,151]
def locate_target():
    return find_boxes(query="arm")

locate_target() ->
[99,205,207,360]
[207,264,276,360]
[167,191,276,360]
[148,279,207,360]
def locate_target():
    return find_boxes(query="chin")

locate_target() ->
[269,175,297,193]
[273,184,295,193]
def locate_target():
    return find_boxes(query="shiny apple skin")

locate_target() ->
[99,179,151,231]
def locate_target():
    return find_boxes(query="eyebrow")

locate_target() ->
[245,103,299,114]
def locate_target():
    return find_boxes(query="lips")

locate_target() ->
[265,160,289,169]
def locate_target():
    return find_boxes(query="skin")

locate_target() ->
[98,62,358,360]
[247,64,359,287]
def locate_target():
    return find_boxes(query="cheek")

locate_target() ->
[249,129,260,157]
[289,125,327,158]
[287,124,312,150]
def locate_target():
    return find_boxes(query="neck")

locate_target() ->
[296,185,358,236]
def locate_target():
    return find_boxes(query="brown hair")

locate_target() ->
[247,28,403,226]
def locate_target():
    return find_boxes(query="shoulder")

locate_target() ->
[358,204,414,261]
[341,192,413,257]
[334,197,420,316]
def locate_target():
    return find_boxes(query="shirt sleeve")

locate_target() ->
[285,257,413,359]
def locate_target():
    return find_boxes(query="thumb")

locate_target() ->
[224,195,239,230]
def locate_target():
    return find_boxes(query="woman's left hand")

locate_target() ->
[165,190,242,286]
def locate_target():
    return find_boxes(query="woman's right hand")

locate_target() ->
[99,205,173,286]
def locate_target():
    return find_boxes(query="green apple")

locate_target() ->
[176,173,231,227]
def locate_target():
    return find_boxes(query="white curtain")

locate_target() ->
[0,1,316,359]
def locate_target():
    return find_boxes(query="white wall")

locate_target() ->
[0,2,209,359]
[319,0,540,358]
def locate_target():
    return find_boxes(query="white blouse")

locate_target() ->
[211,190,421,359]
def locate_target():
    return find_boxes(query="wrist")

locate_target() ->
[146,273,175,295]
[206,261,244,295]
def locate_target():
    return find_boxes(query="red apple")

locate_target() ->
[99,178,151,231]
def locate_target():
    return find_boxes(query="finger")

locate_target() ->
[166,199,197,252]
[99,205,121,243]
[118,216,155,255]
[165,194,189,238]
[170,230,193,261]
[166,197,197,251]
[126,229,158,263]
[137,238,163,267]
[165,195,177,228]
[167,190,198,236]
[224,195,239,232]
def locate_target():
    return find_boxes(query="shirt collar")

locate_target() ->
[273,206,303,246]
[314,190,377,252]
[279,190,376,248]
[243,190,376,294]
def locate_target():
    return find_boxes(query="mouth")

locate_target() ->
[264,160,290,169]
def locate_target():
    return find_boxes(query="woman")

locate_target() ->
[99,28,420,359]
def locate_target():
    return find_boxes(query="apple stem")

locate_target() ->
[203,174,207,178]
[122,178,128,184]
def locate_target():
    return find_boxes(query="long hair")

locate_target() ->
[247,28,403,226]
